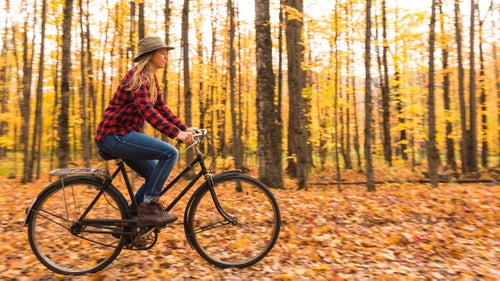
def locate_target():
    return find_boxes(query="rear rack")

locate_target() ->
[49,168,110,179]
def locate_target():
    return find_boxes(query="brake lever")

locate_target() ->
[185,129,207,151]
[186,140,199,151]
[193,129,207,138]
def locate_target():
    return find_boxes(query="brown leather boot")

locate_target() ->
[137,199,177,223]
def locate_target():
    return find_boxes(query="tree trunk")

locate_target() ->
[317,89,328,170]
[138,2,145,39]
[478,2,494,168]
[394,67,407,160]
[348,0,362,172]
[493,19,500,167]
[333,3,341,189]
[129,1,136,61]
[12,26,22,176]
[228,0,243,172]
[163,0,172,103]
[343,2,353,171]
[31,0,48,180]
[278,0,284,140]
[352,75,362,172]
[58,0,73,168]
[79,0,91,167]
[381,0,392,166]
[50,26,61,173]
[393,4,407,161]
[85,0,96,160]
[467,0,478,172]
[21,18,34,183]
[454,0,471,174]
[181,0,194,167]
[438,0,457,172]
[364,0,375,192]
[193,2,206,149]
[99,2,110,120]
[203,0,218,144]
[0,19,9,161]
[285,0,310,190]
[478,26,487,168]
[255,0,283,188]
[427,0,439,188]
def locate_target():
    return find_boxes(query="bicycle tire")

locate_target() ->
[184,174,281,268]
[26,176,129,275]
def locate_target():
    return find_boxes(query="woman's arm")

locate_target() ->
[133,82,185,138]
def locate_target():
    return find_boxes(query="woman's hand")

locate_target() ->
[186,127,198,133]
[177,131,194,144]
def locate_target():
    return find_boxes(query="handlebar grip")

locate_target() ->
[185,129,207,151]
[193,129,207,139]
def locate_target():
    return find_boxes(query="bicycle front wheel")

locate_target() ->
[26,176,128,275]
[185,174,281,268]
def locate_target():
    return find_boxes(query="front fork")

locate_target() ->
[204,174,238,225]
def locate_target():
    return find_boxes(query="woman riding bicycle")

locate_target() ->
[95,36,196,223]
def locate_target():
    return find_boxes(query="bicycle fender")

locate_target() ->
[188,170,242,201]
[25,195,39,226]
[213,169,242,179]
[185,170,242,207]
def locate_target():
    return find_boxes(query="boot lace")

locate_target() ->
[150,200,166,213]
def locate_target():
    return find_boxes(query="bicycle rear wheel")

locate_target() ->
[185,174,280,268]
[26,176,128,275]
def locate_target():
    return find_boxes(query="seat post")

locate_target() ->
[116,160,138,209]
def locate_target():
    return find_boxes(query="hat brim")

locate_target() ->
[133,46,175,62]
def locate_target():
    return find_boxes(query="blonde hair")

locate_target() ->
[126,52,159,103]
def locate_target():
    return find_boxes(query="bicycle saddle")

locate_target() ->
[98,149,119,160]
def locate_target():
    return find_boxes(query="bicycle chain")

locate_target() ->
[73,226,160,250]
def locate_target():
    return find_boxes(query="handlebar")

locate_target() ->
[185,128,223,171]
[186,128,208,151]
[193,128,207,139]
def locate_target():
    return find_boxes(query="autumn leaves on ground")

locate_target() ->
[1,167,499,280]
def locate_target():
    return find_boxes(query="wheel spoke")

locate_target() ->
[27,177,127,275]
[30,208,73,232]
[186,175,280,268]
[191,219,232,234]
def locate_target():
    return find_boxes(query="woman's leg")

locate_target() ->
[97,132,179,202]
[123,159,154,205]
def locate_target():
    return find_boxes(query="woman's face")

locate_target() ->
[150,48,168,71]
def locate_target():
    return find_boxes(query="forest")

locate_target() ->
[0,0,499,280]
[0,0,498,189]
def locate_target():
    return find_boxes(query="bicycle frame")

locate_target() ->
[74,141,239,229]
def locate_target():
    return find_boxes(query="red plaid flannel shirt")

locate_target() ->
[95,67,187,142]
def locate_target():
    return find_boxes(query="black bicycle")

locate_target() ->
[25,129,281,275]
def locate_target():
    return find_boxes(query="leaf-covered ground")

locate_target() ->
[1,170,499,280]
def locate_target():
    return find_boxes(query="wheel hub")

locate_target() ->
[70,223,84,235]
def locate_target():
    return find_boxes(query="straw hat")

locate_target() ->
[133,36,174,62]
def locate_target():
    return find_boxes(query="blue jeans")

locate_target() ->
[96,132,179,205]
